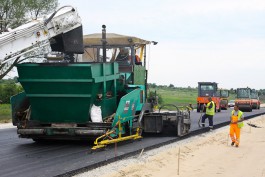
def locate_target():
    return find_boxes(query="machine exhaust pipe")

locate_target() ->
[102,24,107,62]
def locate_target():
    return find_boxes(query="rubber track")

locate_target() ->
[57,112,265,177]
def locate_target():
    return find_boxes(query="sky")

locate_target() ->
[7,0,265,89]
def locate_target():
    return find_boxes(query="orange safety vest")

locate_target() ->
[135,55,141,63]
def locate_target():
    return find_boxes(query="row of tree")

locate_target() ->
[148,83,197,90]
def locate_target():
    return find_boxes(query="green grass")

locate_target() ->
[150,88,198,106]
[149,87,238,110]
[0,104,12,123]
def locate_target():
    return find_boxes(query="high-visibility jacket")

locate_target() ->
[206,101,215,116]
[231,110,244,128]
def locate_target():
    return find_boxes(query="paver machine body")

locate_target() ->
[220,90,229,110]
[250,89,260,109]
[197,82,221,112]
[235,88,252,112]
[7,18,191,147]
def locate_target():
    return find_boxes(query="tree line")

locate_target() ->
[148,83,197,91]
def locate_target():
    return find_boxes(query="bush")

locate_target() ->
[147,91,163,105]
[0,83,23,103]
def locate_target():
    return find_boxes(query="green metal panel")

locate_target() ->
[10,92,28,125]
[133,65,146,85]
[126,85,145,111]
[112,89,142,128]
[16,62,119,123]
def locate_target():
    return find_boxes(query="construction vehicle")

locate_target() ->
[250,89,260,109]
[196,82,221,112]
[220,90,229,110]
[1,7,191,148]
[235,88,252,112]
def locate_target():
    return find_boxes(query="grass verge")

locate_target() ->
[0,104,12,123]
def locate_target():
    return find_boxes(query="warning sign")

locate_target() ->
[124,101,130,113]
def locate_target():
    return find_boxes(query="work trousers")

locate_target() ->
[230,124,241,146]
[201,114,213,128]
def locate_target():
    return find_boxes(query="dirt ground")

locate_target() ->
[100,115,265,177]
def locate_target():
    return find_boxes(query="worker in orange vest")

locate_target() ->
[230,105,244,147]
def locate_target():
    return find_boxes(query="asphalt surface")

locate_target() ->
[0,108,265,177]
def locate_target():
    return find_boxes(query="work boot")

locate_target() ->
[231,142,235,146]
[235,145,239,148]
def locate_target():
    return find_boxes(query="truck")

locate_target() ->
[235,88,252,112]
[220,90,229,110]
[251,89,260,109]
[0,7,191,149]
[196,82,221,112]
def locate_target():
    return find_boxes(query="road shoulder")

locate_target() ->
[75,115,265,177]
